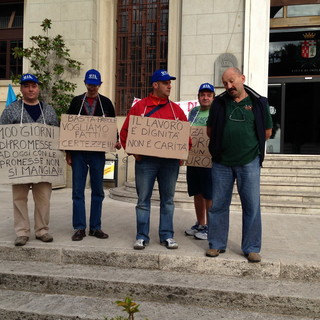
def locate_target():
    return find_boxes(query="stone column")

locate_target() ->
[243,0,270,96]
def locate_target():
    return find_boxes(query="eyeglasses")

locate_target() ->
[229,106,245,122]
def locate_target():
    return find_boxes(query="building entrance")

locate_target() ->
[267,79,320,155]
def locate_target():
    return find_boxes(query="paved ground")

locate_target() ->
[0,184,319,266]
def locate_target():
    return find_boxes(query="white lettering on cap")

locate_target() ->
[161,71,169,76]
[88,74,98,79]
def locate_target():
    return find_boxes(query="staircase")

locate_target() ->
[0,176,319,319]
[109,154,320,215]
[0,244,319,319]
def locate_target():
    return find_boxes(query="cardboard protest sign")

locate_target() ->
[0,123,66,185]
[59,114,117,152]
[126,115,190,160]
[185,126,212,168]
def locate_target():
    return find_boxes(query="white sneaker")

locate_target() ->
[185,223,200,236]
[161,238,178,249]
[194,225,208,240]
[133,239,148,250]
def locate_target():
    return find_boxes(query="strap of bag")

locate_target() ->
[144,101,169,117]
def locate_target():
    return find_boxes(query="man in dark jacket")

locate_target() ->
[206,67,273,263]
[66,69,120,241]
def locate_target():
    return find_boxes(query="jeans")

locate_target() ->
[208,156,261,254]
[71,151,105,230]
[135,156,180,242]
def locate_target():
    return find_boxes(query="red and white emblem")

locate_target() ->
[301,40,317,58]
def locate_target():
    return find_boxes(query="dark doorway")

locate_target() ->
[285,82,320,154]
[268,80,320,154]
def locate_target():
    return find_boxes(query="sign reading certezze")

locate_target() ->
[126,115,190,160]
[185,126,212,168]
[59,114,118,152]
[0,123,65,185]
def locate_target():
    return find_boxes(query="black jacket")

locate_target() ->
[67,93,115,118]
[207,85,268,166]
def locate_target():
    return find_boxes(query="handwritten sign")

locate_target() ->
[185,126,212,168]
[126,115,190,160]
[0,123,66,185]
[59,114,117,152]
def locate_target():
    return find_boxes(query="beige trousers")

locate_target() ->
[12,182,52,237]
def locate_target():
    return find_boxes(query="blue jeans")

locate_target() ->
[135,156,180,243]
[71,151,105,230]
[208,156,261,254]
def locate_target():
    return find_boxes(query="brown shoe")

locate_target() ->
[14,236,29,246]
[36,233,53,242]
[206,248,225,257]
[89,229,109,239]
[72,229,86,241]
[246,252,261,263]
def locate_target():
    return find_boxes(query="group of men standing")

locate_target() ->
[0,66,272,263]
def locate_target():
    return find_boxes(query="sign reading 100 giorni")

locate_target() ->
[0,123,66,185]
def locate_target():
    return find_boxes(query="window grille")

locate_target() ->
[115,0,169,115]
[0,1,23,80]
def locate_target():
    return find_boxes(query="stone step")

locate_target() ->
[126,180,320,195]
[1,244,319,282]
[109,186,320,214]
[0,260,319,318]
[261,174,320,184]
[263,154,320,167]
[0,289,315,320]
[120,182,320,205]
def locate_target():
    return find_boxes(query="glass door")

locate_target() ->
[267,84,283,153]
[284,82,320,154]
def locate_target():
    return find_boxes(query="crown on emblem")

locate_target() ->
[303,32,316,39]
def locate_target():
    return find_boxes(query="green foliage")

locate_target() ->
[12,18,82,117]
[104,297,149,320]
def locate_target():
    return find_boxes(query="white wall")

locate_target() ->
[243,0,270,96]
[180,0,245,100]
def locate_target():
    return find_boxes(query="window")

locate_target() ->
[0,1,23,80]
[271,3,320,28]
[115,0,169,115]
[287,4,320,17]
[269,28,320,77]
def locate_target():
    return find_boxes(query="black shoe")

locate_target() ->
[89,229,109,239]
[72,229,86,241]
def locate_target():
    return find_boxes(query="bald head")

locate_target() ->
[222,67,246,101]
[222,67,243,78]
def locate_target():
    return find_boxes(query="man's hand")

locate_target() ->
[133,154,142,162]
[114,142,122,150]
[65,151,72,166]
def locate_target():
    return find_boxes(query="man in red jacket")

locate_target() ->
[120,69,188,250]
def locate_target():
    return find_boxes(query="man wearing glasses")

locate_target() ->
[206,67,273,263]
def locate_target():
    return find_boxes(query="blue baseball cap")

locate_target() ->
[84,69,102,85]
[20,73,40,84]
[151,69,176,84]
[198,83,215,93]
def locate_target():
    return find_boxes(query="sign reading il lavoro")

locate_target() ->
[0,123,66,185]
[185,126,212,168]
[126,115,190,160]
[59,114,118,152]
